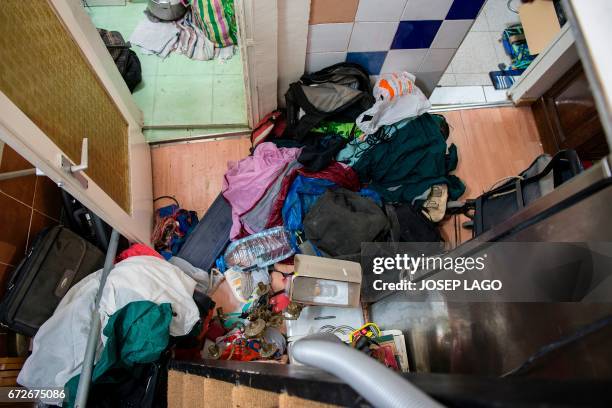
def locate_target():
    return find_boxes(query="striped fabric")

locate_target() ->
[192,0,237,48]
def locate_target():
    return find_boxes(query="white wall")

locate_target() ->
[277,0,311,107]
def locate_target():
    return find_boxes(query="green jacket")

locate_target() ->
[352,113,465,203]
[65,301,172,407]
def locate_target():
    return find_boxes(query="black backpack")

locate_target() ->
[303,188,390,257]
[285,63,375,141]
[98,29,142,93]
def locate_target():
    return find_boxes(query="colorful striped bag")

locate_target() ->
[191,0,237,48]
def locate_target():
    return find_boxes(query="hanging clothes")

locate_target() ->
[18,256,199,391]
[222,142,301,240]
[352,113,465,203]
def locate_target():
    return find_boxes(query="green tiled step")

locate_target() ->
[144,126,250,144]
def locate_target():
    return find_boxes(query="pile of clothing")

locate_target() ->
[169,65,466,365]
[17,64,465,405]
[129,0,237,61]
[18,250,219,406]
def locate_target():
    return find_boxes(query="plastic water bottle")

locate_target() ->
[223,226,294,270]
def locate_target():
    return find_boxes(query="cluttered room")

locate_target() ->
[0,0,611,407]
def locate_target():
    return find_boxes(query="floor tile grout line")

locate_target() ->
[32,208,61,224]
[0,189,33,211]
[23,175,39,255]
[25,207,33,258]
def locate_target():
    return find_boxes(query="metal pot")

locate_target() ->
[147,0,187,21]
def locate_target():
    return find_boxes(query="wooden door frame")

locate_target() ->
[236,0,278,126]
[0,0,153,244]
[0,0,279,243]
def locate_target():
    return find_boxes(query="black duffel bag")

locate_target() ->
[0,226,104,336]
[98,28,142,93]
[304,188,390,257]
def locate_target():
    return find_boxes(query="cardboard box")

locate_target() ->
[519,0,561,55]
[290,255,362,307]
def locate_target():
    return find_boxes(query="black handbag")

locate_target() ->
[0,226,104,336]
[98,28,142,93]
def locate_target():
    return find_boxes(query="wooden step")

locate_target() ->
[168,369,341,408]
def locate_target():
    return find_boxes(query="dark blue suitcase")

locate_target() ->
[177,194,232,271]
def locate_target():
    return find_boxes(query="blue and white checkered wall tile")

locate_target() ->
[306,0,487,95]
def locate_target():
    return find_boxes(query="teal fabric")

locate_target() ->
[352,113,465,203]
[64,301,173,407]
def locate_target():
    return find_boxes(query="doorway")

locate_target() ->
[432,0,520,105]
[82,0,249,142]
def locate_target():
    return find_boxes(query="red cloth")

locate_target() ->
[265,162,361,228]
[115,243,163,263]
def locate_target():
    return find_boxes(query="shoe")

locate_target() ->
[421,184,448,222]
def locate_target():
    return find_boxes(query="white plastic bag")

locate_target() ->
[356,72,431,135]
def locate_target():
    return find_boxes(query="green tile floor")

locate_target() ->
[86,3,248,141]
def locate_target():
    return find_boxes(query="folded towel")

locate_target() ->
[129,18,180,59]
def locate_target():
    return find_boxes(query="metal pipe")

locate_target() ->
[74,229,121,408]
[0,168,36,181]
[291,333,444,408]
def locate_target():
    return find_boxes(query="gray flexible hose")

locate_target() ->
[291,334,444,408]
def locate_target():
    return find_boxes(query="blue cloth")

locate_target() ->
[282,178,382,236]
[359,188,382,206]
[282,176,337,233]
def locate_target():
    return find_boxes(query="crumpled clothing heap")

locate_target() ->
[239,161,303,236]
[174,10,215,61]
[64,301,173,407]
[352,113,465,203]
[17,256,199,392]
[266,162,361,229]
[130,9,216,61]
[222,142,302,240]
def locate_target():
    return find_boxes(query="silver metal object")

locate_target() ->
[507,0,519,14]
[0,168,36,181]
[370,158,612,378]
[147,0,187,21]
[245,318,266,338]
[60,138,89,189]
[74,229,121,408]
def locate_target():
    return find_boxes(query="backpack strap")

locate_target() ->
[284,82,328,141]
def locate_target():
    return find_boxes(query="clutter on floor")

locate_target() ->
[128,0,237,61]
[489,23,536,89]
[14,63,464,403]
[153,63,460,371]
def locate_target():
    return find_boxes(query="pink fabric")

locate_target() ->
[222,142,301,240]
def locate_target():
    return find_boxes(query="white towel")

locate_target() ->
[129,18,180,59]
